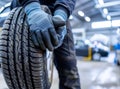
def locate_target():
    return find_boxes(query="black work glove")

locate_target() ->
[53,9,68,48]
[25,2,60,51]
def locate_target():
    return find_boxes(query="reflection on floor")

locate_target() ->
[50,60,120,89]
[0,59,120,89]
[77,61,120,89]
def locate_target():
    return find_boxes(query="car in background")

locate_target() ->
[75,40,110,61]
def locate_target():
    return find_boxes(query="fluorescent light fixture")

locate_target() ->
[112,20,120,27]
[103,8,108,14]
[92,20,120,29]
[78,11,84,17]
[96,1,120,8]
[91,21,111,28]
[98,0,104,5]
[107,15,111,20]
[85,16,91,22]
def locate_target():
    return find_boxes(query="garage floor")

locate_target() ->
[0,59,120,89]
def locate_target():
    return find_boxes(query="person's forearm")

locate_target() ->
[54,0,76,17]
[18,0,39,6]
[54,6,68,20]
[24,2,41,16]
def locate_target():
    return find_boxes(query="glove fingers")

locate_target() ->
[49,28,59,46]
[41,30,54,51]
[56,27,64,35]
[31,31,40,47]
[58,26,67,38]
[35,30,46,50]
[52,16,65,27]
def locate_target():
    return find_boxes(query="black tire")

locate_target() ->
[0,7,50,89]
[92,53,101,61]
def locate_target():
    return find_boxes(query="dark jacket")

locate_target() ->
[11,0,76,17]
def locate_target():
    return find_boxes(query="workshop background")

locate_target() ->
[0,0,120,89]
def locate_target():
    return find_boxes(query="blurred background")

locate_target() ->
[0,0,120,89]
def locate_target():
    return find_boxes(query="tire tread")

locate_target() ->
[0,7,49,89]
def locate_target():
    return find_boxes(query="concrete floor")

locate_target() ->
[0,60,120,89]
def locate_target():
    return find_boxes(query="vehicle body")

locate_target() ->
[75,40,110,61]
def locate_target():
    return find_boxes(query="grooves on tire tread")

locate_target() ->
[0,7,49,89]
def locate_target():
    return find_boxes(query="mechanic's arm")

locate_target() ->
[52,0,76,47]
[17,0,64,51]
[18,0,39,6]
[54,0,76,17]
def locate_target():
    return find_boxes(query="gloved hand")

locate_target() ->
[53,9,68,48]
[24,2,59,51]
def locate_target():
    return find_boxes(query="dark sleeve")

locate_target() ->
[18,0,39,6]
[54,0,76,16]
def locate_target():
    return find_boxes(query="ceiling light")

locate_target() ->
[98,0,104,5]
[85,16,91,22]
[107,15,111,20]
[78,11,84,17]
[92,20,120,29]
[103,8,108,14]
[69,15,73,19]
[112,20,120,27]
[91,21,111,29]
